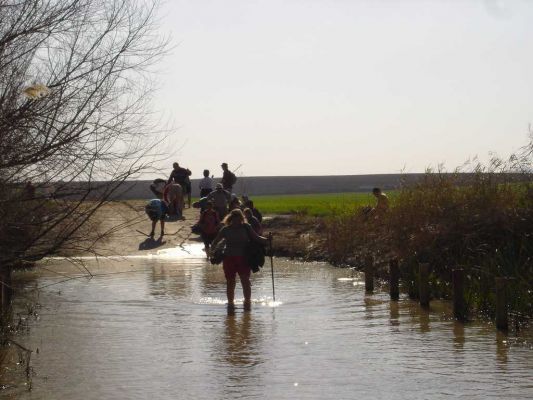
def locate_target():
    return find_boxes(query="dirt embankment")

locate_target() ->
[262,215,329,261]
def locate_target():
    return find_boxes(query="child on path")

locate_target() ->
[199,201,220,253]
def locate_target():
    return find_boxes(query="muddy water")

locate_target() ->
[2,243,532,399]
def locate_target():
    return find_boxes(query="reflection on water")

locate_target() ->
[1,252,532,400]
[453,320,465,351]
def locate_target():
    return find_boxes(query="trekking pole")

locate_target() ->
[268,232,276,302]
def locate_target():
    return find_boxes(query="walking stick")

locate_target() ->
[268,232,275,302]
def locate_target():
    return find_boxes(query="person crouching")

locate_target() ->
[145,198,169,238]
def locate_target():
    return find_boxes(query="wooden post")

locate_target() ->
[419,263,430,308]
[389,259,399,301]
[1,266,12,313]
[495,277,508,331]
[452,269,466,321]
[365,256,374,293]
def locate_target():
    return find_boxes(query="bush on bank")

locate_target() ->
[324,139,533,319]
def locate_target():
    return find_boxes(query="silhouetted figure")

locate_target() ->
[220,162,237,192]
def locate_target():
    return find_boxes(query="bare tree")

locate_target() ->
[0,0,169,267]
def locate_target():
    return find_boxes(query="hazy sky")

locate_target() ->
[151,0,533,178]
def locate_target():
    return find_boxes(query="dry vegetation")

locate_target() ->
[322,136,533,319]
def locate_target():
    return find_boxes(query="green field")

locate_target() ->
[251,192,379,216]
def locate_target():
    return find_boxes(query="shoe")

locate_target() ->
[243,301,251,312]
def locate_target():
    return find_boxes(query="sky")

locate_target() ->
[150,0,533,178]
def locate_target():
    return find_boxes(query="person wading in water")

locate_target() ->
[210,209,267,313]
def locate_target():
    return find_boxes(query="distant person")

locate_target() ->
[185,175,192,208]
[243,208,263,235]
[372,187,389,214]
[207,183,232,219]
[167,162,191,207]
[229,196,241,212]
[210,209,267,312]
[247,200,262,223]
[220,162,237,192]
[149,178,166,199]
[198,201,220,253]
[199,169,214,198]
[145,198,169,238]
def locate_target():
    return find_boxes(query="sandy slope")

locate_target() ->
[86,200,201,257]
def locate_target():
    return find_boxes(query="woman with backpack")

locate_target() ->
[210,209,267,313]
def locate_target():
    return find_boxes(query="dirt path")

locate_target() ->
[81,201,322,260]
[87,200,202,256]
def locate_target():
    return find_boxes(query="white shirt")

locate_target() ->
[199,177,213,190]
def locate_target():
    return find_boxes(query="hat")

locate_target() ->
[216,183,223,189]
[221,162,228,167]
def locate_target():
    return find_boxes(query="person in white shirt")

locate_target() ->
[199,169,214,198]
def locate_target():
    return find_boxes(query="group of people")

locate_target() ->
[144,163,389,313]
[145,162,267,313]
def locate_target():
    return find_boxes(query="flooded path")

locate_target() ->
[2,244,532,399]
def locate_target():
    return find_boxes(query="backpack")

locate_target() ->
[244,225,265,273]
[228,172,237,186]
[200,210,219,235]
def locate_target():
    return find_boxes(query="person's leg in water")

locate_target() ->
[223,257,239,313]
[202,233,210,254]
[239,272,252,311]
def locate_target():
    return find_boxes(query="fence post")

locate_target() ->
[1,266,12,314]
[452,268,466,321]
[495,277,508,331]
[419,263,430,307]
[365,256,374,293]
[389,259,399,300]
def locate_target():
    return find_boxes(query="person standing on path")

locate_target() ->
[167,162,191,206]
[199,169,214,198]
[220,162,237,192]
[210,209,267,313]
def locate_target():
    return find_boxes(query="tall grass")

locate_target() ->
[324,137,533,318]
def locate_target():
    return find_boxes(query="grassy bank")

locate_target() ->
[252,192,386,216]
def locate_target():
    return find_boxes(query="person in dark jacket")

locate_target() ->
[243,208,262,235]
[167,162,191,208]
[220,162,236,192]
